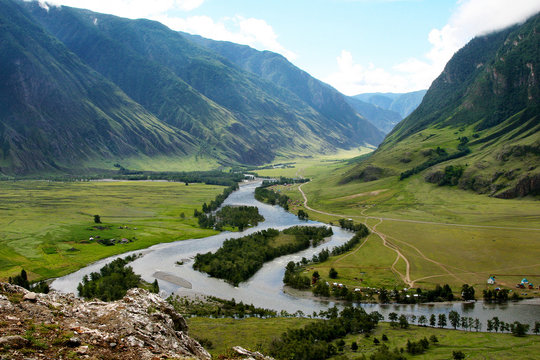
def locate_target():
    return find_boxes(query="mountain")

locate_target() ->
[344,96,402,133]
[342,13,539,198]
[0,0,195,175]
[353,90,427,118]
[14,0,383,171]
[181,33,385,141]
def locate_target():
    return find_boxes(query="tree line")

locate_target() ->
[193,226,333,286]
[268,305,382,360]
[254,186,290,210]
[195,205,264,230]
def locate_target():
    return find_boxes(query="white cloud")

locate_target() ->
[43,0,205,18]
[155,14,297,60]
[325,0,540,94]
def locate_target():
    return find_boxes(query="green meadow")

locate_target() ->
[187,317,540,359]
[260,153,540,293]
[0,181,224,281]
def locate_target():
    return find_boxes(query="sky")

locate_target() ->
[36,0,540,95]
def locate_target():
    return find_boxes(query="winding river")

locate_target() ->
[52,181,540,328]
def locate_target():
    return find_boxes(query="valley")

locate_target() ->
[0,0,538,359]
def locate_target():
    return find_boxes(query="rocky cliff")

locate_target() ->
[0,283,211,359]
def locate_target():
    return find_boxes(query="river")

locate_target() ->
[51,181,540,328]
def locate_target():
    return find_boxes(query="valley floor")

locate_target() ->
[257,153,540,294]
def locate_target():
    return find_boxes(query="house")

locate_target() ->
[487,276,496,285]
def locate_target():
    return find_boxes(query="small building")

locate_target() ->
[487,276,496,285]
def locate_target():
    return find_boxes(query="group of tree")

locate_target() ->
[77,254,159,301]
[167,295,278,319]
[268,306,382,360]
[399,141,470,181]
[486,316,531,336]
[196,205,264,231]
[8,269,50,294]
[297,209,309,220]
[197,183,240,215]
[483,288,510,302]
[194,226,332,286]
[254,186,290,210]
[388,311,484,332]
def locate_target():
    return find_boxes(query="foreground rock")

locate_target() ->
[0,282,210,359]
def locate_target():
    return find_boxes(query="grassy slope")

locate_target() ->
[258,151,540,292]
[0,181,224,281]
[187,318,540,359]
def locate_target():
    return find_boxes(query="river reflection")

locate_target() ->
[51,181,540,328]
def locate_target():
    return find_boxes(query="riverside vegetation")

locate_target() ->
[193,226,333,286]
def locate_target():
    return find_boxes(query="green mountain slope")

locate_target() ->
[342,14,539,198]
[23,2,383,165]
[0,0,194,175]
[181,33,384,143]
[353,90,427,118]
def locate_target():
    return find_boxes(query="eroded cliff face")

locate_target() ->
[0,283,210,359]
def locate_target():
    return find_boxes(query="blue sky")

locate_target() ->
[40,0,540,95]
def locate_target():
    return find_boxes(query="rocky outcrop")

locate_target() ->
[0,282,210,359]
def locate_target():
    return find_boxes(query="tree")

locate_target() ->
[429,335,438,343]
[418,315,427,327]
[329,267,338,279]
[297,209,309,220]
[461,284,475,300]
[533,321,540,335]
[511,321,530,337]
[381,334,388,341]
[474,318,481,332]
[351,341,358,351]
[429,314,436,327]
[389,312,398,327]
[94,214,101,223]
[379,288,390,303]
[151,279,159,293]
[492,316,500,332]
[453,350,466,360]
[398,314,409,329]
[449,310,460,329]
[312,271,320,283]
[437,313,447,328]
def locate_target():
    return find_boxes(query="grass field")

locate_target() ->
[186,317,540,359]
[0,181,224,281]
[261,152,540,293]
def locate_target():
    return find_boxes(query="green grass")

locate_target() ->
[187,317,314,357]
[261,150,540,292]
[0,181,224,281]
[186,317,540,359]
[333,323,540,360]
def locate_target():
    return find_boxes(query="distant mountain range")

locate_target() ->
[342,13,539,198]
[183,32,425,135]
[0,0,384,175]
[352,91,427,119]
